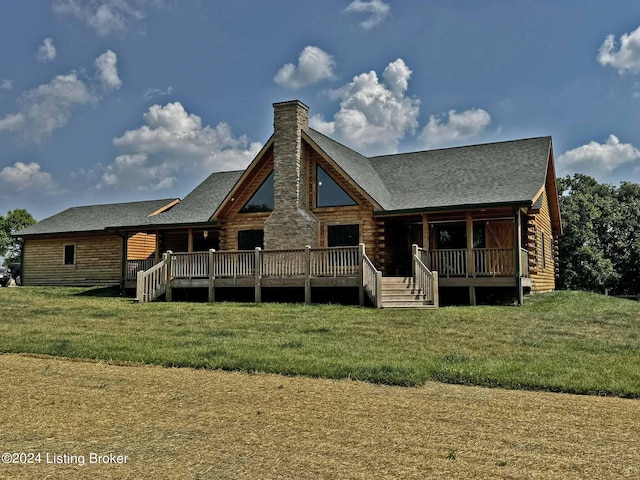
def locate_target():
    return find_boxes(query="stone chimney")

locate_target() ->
[263,100,319,249]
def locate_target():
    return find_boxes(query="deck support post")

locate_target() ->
[304,245,311,304]
[514,208,523,306]
[254,247,262,303]
[165,250,173,302]
[466,212,474,278]
[469,286,476,306]
[208,249,216,302]
[358,243,365,306]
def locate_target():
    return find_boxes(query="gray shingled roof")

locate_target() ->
[306,129,391,209]
[369,137,551,212]
[121,170,244,227]
[17,198,177,236]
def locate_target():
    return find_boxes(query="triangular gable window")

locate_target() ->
[316,165,357,207]
[240,172,274,213]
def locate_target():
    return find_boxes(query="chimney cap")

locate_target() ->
[272,99,309,111]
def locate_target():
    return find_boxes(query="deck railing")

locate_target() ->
[164,246,363,281]
[429,248,517,277]
[212,250,255,278]
[413,246,439,306]
[311,246,360,276]
[136,257,167,303]
[362,252,382,308]
[429,249,468,277]
[126,258,158,281]
[171,252,209,278]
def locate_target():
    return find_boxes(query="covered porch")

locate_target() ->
[380,206,531,304]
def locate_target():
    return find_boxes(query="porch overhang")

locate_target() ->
[372,200,532,217]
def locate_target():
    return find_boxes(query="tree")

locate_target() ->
[557,175,640,295]
[0,209,36,264]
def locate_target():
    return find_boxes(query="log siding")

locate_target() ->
[23,233,122,286]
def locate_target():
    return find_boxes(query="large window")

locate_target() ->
[240,172,274,213]
[63,244,75,265]
[238,230,264,250]
[316,165,357,208]
[327,224,359,247]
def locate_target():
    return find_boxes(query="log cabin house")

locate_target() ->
[16,100,562,307]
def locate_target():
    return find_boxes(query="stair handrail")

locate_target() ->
[136,256,167,303]
[412,244,439,307]
[362,249,382,308]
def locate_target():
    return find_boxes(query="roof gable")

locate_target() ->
[17,198,178,236]
[304,129,390,209]
[369,137,553,212]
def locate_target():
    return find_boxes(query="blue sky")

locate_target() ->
[1,0,640,222]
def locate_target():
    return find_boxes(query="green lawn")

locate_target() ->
[1,287,639,397]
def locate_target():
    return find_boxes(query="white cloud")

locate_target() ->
[0,162,62,194]
[316,58,419,154]
[420,108,491,148]
[344,0,390,30]
[0,73,95,142]
[52,0,161,37]
[0,79,13,91]
[0,51,119,142]
[558,135,640,176]
[36,38,57,62]
[95,50,122,89]
[143,86,173,100]
[597,25,640,74]
[97,102,262,190]
[274,46,336,89]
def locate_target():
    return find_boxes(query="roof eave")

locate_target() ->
[373,200,533,217]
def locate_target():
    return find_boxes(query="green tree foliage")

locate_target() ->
[0,209,36,264]
[558,175,640,295]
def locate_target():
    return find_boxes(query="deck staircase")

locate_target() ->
[380,276,436,308]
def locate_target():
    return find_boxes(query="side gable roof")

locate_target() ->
[305,129,391,209]
[369,136,553,212]
[17,198,178,236]
[136,169,244,227]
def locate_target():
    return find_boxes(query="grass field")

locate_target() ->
[1,354,639,479]
[1,287,639,397]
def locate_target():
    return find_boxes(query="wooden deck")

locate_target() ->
[132,245,439,308]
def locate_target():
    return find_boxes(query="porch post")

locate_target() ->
[304,245,312,304]
[422,214,430,269]
[466,213,476,305]
[466,212,474,277]
[187,228,194,253]
[208,249,215,303]
[358,243,365,306]
[165,250,173,302]
[120,232,128,295]
[514,208,523,306]
[154,230,159,262]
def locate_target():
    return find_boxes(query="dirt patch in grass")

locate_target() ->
[0,354,638,479]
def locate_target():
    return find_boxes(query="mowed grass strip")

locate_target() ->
[1,354,639,479]
[1,287,639,396]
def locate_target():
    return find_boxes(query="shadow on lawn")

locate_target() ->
[73,286,122,297]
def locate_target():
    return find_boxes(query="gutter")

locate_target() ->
[373,200,532,217]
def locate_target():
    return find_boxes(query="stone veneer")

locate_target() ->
[263,100,319,249]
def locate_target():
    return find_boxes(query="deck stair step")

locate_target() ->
[379,276,435,308]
